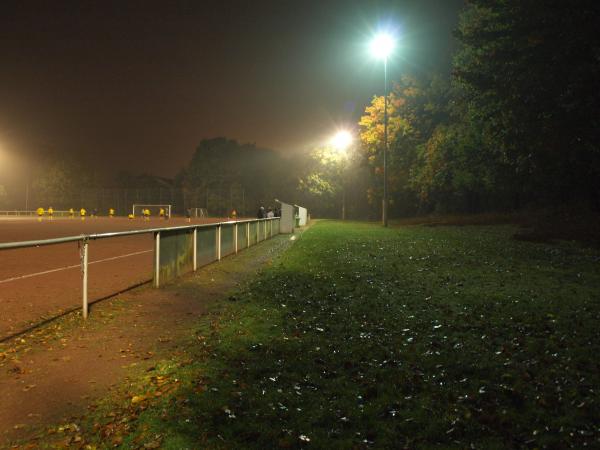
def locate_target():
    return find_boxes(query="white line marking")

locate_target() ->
[0,250,153,285]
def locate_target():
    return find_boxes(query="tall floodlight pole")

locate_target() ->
[383,57,388,226]
[370,33,395,227]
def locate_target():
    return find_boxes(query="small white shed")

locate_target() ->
[276,200,295,234]
[296,205,308,226]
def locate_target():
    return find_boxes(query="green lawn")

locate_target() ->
[36,221,600,449]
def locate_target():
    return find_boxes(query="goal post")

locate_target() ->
[188,207,208,218]
[132,204,172,218]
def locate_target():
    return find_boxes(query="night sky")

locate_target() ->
[0,0,463,181]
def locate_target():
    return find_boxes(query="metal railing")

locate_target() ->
[0,218,281,319]
[0,210,75,217]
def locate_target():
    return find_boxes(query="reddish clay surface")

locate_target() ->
[0,217,291,446]
[0,217,227,339]
[0,234,292,445]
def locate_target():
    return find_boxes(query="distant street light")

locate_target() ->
[370,32,395,227]
[330,130,353,154]
[330,129,354,220]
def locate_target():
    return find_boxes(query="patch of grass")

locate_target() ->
[391,212,519,227]
[390,208,600,248]
[22,221,600,448]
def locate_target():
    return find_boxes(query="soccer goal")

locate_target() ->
[188,207,208,218]
[132,204,172,218]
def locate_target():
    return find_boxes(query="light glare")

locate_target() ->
[370,33,395,60]
[331,130,353,152]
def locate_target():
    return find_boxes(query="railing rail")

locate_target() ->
[0,210,74,216]
[0,218,272,250]
[0,218,281,319]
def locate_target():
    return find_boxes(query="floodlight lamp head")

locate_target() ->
[331,130,353,152]
[370,32,395,60]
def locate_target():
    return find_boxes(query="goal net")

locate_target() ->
[132,204,172,218]
[188,207,208,218]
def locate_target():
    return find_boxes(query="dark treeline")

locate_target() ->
[177,137,299,216]
[7,138,302,216]
[4,136,361,217]
[175,137,360,218]
[358,1,600,216]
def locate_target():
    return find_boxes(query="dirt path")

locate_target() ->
[0,233,294,446]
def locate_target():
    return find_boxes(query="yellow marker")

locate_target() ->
[37,207,45,217]
[80,208,86,220]
[128,213,134,220]
[109,208,115,217]
[69,208,75,218]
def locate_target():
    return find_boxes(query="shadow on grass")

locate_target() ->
[120,266,599,449]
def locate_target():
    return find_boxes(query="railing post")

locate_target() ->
[193,227,197,271]
[270,219,273,238]
[154,231,160,288]
[81,237,89,319]
[256,220,260,243]
[217,224,222,260]
[234,223,238,254]
[247,222,250,248]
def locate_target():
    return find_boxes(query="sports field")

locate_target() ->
[7,220,596,448]
[0,216,225,340]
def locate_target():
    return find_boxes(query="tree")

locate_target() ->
[297,144,370,219]
[298,145,346,217]
[359,75,454,215]
[32,160,80,207]
[412,118,499,213]
[453,0,600,208]
[180,138,294,215]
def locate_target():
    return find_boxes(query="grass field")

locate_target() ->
[22,220,600,449]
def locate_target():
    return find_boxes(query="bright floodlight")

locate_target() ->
[370,32,395,60]
[331,130,353,152]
